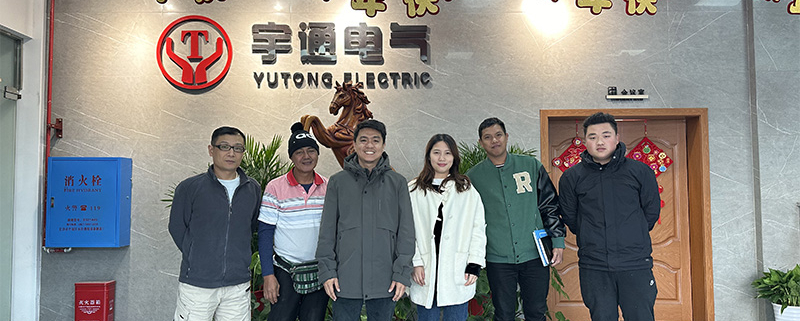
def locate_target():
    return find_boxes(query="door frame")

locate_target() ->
[0,30,22,321]
[540,108,713,321]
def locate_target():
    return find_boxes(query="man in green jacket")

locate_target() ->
[466,117,566,321]
[315,119,415,320]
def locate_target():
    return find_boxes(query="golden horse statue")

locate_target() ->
[301,81,373,167]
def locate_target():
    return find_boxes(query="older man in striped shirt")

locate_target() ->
[258,122,329,321]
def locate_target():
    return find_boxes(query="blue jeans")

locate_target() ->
[486,259,550,321]
[416,299,469,321]
[332,297,395,321]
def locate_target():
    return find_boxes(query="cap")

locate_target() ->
[288,122,320,156]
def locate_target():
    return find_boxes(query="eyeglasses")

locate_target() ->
[214,144,245,153]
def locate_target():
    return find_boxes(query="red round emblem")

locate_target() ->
[156,16,233,90]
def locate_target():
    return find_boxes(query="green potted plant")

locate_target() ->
[240,135,292,321]
[752,264,800,320]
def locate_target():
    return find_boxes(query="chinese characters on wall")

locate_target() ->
[576,0,657,15]
[253,22,428,64]
[252,21,432,89]
[154,0,800,17]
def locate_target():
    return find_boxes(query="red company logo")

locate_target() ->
[156,16,233,91]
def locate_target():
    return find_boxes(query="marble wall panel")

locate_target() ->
[666,0,744,12]
[753,16,800,71]
[754,0,800,291]
[753,77,800,274]
[711,195,760,321]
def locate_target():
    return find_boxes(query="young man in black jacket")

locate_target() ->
[558,113,661,321]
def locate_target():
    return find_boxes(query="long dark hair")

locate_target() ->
[411,134,471,194]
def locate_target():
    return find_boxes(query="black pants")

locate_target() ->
[579,268,658,321]
[267,267,329,321]
[486,259,550,321]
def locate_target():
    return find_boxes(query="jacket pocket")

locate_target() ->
[377,218,398,256]
[184,240,194,278]
[191,239,226,282]
[376,217,398,234]
[617,210,647,256]
[336,226,360,269]
[371,225,397,286]
[452,252,469,284]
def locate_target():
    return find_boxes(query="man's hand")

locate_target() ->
[464,273,478,286]
[388,281,406,301]
[262,274,280,304]
[324,278,340,301]
[412,266,425,286]
[551,248,564,266]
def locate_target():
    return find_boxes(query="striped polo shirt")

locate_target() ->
[259,169,328,264]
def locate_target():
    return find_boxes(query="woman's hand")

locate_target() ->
[412,266,426,286]
[464,273,478,286]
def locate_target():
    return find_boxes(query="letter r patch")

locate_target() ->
[512,172,534,194]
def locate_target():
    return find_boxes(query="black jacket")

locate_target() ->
[169,166,261,288]
[558,143,661,271]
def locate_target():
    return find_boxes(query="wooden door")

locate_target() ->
[545,118,692,321]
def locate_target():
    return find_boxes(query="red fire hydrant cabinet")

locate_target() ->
[75,281,115,321]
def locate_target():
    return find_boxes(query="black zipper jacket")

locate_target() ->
[558,143,661,271]
[169,166,261,288]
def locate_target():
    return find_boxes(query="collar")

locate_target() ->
[580,142,627,169]
[344,152,391,178]
[287,168,323,186]
[207,165,247,184]
[484,152,512,169]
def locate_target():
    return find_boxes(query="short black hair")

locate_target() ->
[478,117,506,137]
[582,112,617,135]
[211,126,246,145]
[354,119,386,142]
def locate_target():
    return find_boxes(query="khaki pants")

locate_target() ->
[173,281,250,321]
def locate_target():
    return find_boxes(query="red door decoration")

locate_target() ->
[553,137,586,172]
[553,121,587,173]
[657,184,664,224]
[625,120,672,177]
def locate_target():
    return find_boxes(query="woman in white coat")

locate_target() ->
[408,133,487,321]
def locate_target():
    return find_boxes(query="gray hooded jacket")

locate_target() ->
[316,152,415,300]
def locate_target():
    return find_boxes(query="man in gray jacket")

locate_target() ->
[316,119,415,320]
[169,126,261,321]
